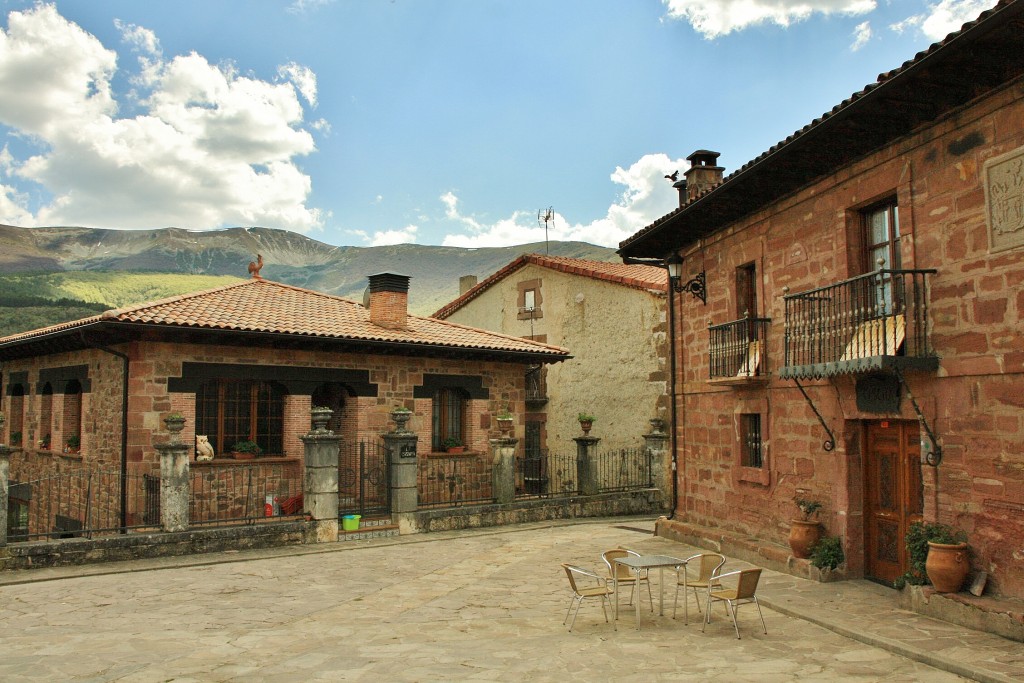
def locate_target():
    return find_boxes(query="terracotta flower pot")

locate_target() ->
[926,541,970,593]
[788,519,821,559]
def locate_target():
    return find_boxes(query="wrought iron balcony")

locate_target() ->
[708,316,771,384]
[780,268,938,380]
[525,366,547,405]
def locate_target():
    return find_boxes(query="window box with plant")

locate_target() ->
[230,440,263,460]
[443,437,465,454]
[789,498,822,559]
[64,434,81,454]
[38,433,51,450]
[496,409,514,436]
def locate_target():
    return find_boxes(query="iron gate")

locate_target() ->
[338,439,391,516]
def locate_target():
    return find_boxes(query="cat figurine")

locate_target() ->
[195,434,215,461]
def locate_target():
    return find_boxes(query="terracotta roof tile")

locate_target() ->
[0,279,570,359]
[433,254,667,319]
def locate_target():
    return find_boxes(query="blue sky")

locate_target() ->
[0,0,997,248]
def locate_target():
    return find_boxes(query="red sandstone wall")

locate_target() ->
[674,78,1024,596]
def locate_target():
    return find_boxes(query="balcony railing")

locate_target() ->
[525,366,547,404]
[708,316,771,383]
[780,268,938,380]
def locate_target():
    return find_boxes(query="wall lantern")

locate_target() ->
[665,253,707,305]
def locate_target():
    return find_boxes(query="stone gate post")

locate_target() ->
[383,410,419,514]
[300,407,342,543]
[574,435,601,497]
[154,414,190,533]
[0,445,9,547]
[490,437,518,504]
[644,417,671,509]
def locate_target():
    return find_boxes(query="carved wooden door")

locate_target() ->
[864,420,923,584]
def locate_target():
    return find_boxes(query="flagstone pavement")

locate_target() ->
[1,517,1021,682]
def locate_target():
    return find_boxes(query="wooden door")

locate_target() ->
[864,420,923,584]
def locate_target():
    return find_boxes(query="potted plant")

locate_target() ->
[10,431,22,447]
[443,437,465,454]
[64,434,81,453]
[895,521,970,592]
[789,498,823,559]
[496,409,514,436]
[577,412,596,435]
[231,440,263,460]
[38,433,51,450]
[390,405,412,432]
[809,535,845,572]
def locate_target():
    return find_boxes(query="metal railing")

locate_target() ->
[781,268,937,379]
[190,461,302,526]
[595,448,653,492]
[417,455,494,508]
[6,467,158,542]
[515,450,579,498]
[708,316,771,379]
[339,439,391,516]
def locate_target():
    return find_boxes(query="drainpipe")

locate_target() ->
[80,333,130,530]
[666,275,681,520]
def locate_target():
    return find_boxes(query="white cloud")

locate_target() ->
[279,62,317,107]
[115,19,161,57]
[662,0,876,38]
[440,153,688,249]
[895,0,997,41]
[350,223,419,246]
[287,0,335,15]
[0,3,324,233]
[851,20,872,50]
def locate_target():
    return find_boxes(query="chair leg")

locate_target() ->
[564,597,575,625]
[567,597,581,632]
[701,592,713,632]
[727,599,741,639]
[753,596,767,634]
[600,596,610,624]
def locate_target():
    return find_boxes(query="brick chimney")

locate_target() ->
[684,150,724,202]
[367,273,411,329]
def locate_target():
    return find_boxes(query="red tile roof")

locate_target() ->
[432,253,667,319]
[0,278,570,360]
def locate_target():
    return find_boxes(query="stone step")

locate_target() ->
[339,515,399,541]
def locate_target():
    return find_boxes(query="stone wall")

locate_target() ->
[672,77,1024,597]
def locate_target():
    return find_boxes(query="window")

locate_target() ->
[8,384,25,446]
[736,262,757,320]
[863,200,901,315]
[524,289,536,312]
[739,414,763,468]
[517,279,543,320]
[39,382,53,450]
[432,387,467,451]
[196,379,285,455]
[62,379,82,452]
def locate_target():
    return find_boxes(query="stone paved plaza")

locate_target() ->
[0,518,991,681]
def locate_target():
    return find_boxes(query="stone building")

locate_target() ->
[619,0,1024,599]
[0,273,569,534]
[434,254,669,455]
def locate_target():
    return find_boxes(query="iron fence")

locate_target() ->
[5,467,158,542]
[190,461,302,526]
[595,447,653,492]
[514,450,578,498]
[339,439,391,516]
[418,455,493,508]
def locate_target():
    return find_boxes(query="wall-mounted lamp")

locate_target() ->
[665,253,707,305]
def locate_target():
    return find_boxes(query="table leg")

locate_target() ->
[634,568,642,629]
[613,575,618,630]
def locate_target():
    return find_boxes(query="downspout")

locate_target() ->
[80,332,130,531]
[667,280,681,519]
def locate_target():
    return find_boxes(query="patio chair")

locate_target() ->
[672,552,726,624]
[561,563,614,632]
[700,567,767,639]
[602,548,654,611]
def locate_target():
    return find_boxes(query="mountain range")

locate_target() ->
[0,224,620,336]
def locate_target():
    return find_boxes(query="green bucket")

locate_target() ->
[342,514,361,531]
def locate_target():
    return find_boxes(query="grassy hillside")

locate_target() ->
[0,272,243,337]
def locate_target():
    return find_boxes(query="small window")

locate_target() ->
[739,414,763,468]
[863,200,901,315]
[517,279,543,320]
[524,289,536,312]
[432,387,467,451]
[39,382,53,450]
[736,262,757,319]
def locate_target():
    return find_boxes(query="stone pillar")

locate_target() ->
[574,435,601,497]
[0,444,9,547]
[154,415,190,533]
[383,410,419,514]
[644,418,671,506]
[300,407,341,543]
[490,437,518,504]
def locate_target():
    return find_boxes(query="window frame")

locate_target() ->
[195,379,286,456]
[432,386,467,451]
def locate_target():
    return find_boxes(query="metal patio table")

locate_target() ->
[613,554,687,630]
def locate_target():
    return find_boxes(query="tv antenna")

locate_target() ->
[537,207,554,254]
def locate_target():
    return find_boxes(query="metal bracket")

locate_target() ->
[680,270,707,305]
[793,379,836,452]
[893,366,942,466]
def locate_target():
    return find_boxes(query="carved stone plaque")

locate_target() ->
[985,145,1024,253]
[856,374,901,413]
